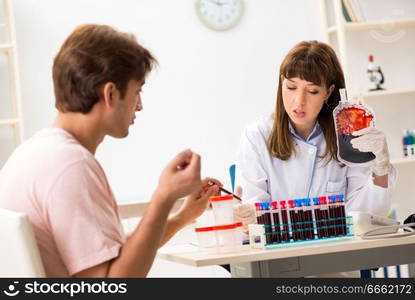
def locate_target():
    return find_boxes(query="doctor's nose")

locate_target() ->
[293,90,306,106]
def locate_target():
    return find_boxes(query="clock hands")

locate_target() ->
[205,0,231,7]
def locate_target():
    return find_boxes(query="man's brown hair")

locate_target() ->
[53,24,156,113]
[268,40,346,164]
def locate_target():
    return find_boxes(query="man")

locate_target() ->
[0,24,221,277]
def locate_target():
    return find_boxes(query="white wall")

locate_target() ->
[12,0,323,203]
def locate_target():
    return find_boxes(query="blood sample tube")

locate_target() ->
[279,200,290,242]
[302,198,314,240]
[262,202,272,244]
[311,197,321,238]
[271,201,281,243]
[288,200,298,241]
[294,199,304,240]
[312,197,322,238]
[328,195,338,236]
[255,202,262,224]
[337,194,347,235]
[318,196,329,238]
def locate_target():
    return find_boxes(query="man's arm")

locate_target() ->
[159,178,221,247]
[73,149,202,278]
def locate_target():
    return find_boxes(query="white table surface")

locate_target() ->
[157,235,415,267]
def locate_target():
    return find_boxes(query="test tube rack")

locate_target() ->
[249,195,354,249]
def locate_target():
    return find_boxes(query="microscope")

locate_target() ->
[367,55,385,91]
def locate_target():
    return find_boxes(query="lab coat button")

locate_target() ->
[308,148,315,154]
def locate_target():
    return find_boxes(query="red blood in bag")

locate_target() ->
[336,107,373,135]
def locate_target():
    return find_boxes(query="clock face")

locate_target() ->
[195,0,244,31]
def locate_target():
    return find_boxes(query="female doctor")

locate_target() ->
[234,41,396,228]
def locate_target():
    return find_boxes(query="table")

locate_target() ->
[157,235,415,277]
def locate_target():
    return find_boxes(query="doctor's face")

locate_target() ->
[282,77,330,130]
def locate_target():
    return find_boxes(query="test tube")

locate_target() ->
[318,196,330,238]
[328,195,338,236]
[302,198,314,240]
[270,201,281,243]
[311,197,321,238]
[255,202,263,225]
[288,200,298,241]
[279,200,290,242]
[336,194,347,235]
[294,199,305,240]
[262,202,272,244]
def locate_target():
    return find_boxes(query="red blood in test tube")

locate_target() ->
[288,200,297,241]
[336,195,347,235]
[263,203,272,244]
[318,196,329,238]
[279,200,290,242]
[255,202,262,224]
[295,200,304,240]
[271,201,281,243]
[302,199,313,240]
[312,198,322,238]
[328,196,337,236]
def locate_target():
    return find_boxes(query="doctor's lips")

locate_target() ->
[207,181,242,202]
[293,109,305,118]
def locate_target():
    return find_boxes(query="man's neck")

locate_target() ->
[54,112,105,155]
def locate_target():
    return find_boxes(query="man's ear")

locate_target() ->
[102,82,116,108]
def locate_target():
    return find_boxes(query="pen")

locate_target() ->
[207,181,242,202]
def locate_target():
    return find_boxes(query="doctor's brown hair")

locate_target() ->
[53,24,156,114]
[268,41,345,164]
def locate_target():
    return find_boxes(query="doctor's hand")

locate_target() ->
[351,127,391,176]
[156,149,202,203]
[233,186,256,233]
[175,177,222,225]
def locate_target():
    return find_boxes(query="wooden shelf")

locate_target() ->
[361,88,415,99]
[328,18,415,34]
[0,118,19,126]
[391,157,415,166]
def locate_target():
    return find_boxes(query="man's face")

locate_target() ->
[108,79,143,138]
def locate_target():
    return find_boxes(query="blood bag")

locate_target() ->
[333,89,376,166]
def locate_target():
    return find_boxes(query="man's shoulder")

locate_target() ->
[10,128,95,171]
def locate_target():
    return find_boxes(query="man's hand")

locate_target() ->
[174,177,222,225]
[155,149,202,203]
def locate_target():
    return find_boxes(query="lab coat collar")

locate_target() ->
[288,121,322,143]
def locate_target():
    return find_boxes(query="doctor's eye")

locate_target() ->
[286,86,296,90]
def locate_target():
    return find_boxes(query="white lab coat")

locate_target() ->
[235,116,396,216]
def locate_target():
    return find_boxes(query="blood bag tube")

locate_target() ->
[279,200,290,242]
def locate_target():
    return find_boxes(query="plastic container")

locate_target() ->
[194,222,243,250]
[194,226,217,248]
[215,222,243,250]
[209,195,237,225]
[333,88,376,166]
